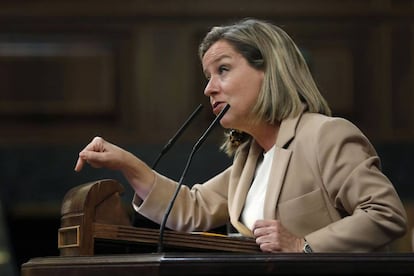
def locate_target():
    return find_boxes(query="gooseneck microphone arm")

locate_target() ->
[132,104,203,228]
[151,104,204,169]
[157,104,230,253]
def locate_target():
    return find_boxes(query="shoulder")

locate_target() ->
[295,113,378,161]
[298,113,365,139]
[294,113,376,155]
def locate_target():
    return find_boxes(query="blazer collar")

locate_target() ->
[275,104,306,148]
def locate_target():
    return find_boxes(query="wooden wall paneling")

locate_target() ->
[279,21,364,120]
[134,25,197,143]
[309,46,354,115]
[390,22,414,140]
[0,37,116,116]
[0,0,407,18]
[0,1,412,146]
[0,29,134,145]
[112,30,138,141]
[364,23,393,142]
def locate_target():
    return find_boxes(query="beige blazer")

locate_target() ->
[135,110,407,252]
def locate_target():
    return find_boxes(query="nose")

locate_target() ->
[204,77,219,97]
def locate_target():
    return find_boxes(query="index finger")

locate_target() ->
[73,136,105,172]
[74,156,85,172]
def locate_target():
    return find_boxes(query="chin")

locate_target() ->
[219,119,231,129]
[220,114,238,130]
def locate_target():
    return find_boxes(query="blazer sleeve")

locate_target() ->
[305,117,407,252]
[133,167,232,232]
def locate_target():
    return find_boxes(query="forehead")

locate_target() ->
[202,40,239,67]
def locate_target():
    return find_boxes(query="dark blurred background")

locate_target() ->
[0,0,413,275]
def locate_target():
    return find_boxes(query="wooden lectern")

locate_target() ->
[56,179,259,256]
[21,179,414,276]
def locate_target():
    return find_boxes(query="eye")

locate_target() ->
[218,65,229,74]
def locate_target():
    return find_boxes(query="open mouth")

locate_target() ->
[212,102,225,114]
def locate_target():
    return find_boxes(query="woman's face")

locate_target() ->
[202,40,264,131]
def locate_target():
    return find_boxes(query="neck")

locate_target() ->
[247,122,280,152]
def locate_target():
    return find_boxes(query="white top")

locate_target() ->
[241,145,275,231]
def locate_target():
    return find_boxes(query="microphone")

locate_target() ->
[132,104,203,227]
[151,104,203,169]
[157,103,230,253]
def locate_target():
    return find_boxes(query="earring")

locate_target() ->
[229,129,245,147]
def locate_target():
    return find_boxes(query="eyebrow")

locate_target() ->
[203,54,232,76]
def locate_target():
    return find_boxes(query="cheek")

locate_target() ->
[235,71,263,97]
[245,76,263,104]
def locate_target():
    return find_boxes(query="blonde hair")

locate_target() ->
[199,18,331,155]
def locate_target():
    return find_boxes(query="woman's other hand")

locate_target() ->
[253,219,303,252]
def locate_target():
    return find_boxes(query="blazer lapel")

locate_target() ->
[230,141,262,237]
[263,108,304,219]
[263,147,292,219]
[230,141,262,220]
[230,107,305,236]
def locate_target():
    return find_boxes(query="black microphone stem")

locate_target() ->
[157,104,230,253]
[151,104,203,169]
[132,104,203,228]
